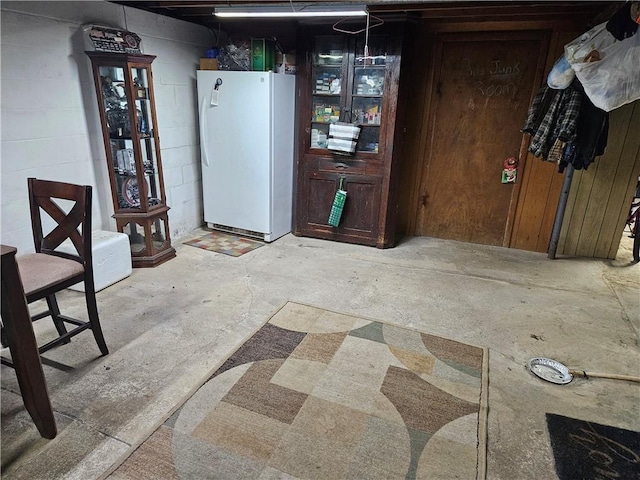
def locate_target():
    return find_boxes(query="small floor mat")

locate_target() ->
[546,413,640,480]
[183,231,264,257]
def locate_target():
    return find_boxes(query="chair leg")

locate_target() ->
[84,284,109,356]
[46,294,70,342]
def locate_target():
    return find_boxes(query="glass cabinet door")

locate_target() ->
[99,65,141,210]
[121,215,168,255]
[310,37,345,149]
[308,35,388,155]
[351,36,387,153]
[99,64,162,211]
[130,66,161,208]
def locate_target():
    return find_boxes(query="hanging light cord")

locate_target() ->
[364,12,370,58]
[333,12,383,37]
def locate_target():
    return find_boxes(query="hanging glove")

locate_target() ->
[633,3,640,25]
[547,139,567,165]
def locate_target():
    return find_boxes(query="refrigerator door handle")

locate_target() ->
[199,96,210,167]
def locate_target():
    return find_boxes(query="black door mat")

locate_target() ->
[546,413,639,480]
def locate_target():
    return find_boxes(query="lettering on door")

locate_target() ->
[461,58,522,108]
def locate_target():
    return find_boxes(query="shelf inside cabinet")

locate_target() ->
[313,79,342,95]
[315,56,344,66]
[313,61,342,66]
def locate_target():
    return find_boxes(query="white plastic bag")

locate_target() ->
[565,22,616,64]
[565,23,640,111]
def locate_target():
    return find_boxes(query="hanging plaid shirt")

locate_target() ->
[522,85,582,161]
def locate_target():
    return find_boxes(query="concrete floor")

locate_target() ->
[1,229,639,479]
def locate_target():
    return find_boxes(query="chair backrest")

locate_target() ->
[27,178,92,268]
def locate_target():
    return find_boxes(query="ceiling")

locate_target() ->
[111,1,618,30]
[110,1,619,51]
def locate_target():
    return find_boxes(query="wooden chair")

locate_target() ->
[2,178,109,359]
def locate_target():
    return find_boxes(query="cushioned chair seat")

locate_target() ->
[17,253,84,297]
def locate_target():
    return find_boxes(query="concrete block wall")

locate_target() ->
[1,1,212,254]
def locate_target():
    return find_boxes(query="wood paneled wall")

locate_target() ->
[396,11,638,259]
[557,102,640,259]
[508,31,580,252]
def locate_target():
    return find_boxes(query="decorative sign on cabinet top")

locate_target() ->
[83,24,142,54]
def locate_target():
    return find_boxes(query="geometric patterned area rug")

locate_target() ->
[183,230,264,257]
[546,413,640,480]
[108,302,489,479]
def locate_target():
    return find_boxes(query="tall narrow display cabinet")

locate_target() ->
[294,25,409,248]
[86,52,175,267]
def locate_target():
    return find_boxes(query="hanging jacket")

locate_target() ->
[558,79,609,172]
[606,2,639,40]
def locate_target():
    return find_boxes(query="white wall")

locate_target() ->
[1,1,212,253]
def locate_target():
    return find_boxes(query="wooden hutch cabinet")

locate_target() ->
[86,52,175,267]
[293,26,408,248]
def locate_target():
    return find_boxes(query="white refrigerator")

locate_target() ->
[196,70,296,242]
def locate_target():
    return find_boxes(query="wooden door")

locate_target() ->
[415,31,548,245]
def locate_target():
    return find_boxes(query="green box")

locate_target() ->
[251,38,276,71]
[328,189,347,227]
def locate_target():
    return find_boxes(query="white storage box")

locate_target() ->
[58,230,131,292]
[327,122,361,155]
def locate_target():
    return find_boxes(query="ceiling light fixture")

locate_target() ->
[214,4,368,18]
